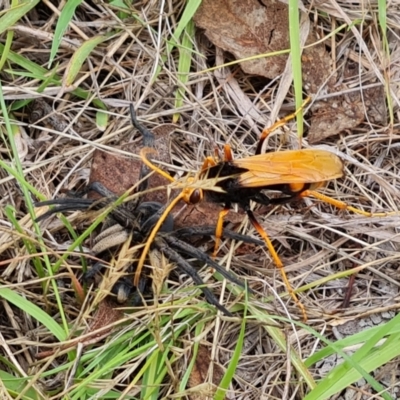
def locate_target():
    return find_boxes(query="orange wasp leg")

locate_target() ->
[256,97,311,154]
[201,156,217,170]
[302,190,393,217]
[213,206,230,257]
[246,209,307,322]
[209,144,236,257]
[223,144,234,161]
[210,145,235,257]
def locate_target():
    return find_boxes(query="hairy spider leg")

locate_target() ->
[155,237,233,316]
[162,234,251,291]
[173,226,263,245]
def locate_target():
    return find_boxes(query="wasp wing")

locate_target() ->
[233,149,344,188]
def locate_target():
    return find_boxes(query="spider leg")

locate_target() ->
[154,237,233,316]
[86,181,116,198]
[35,183,140,231]
[34,194,114,222]
[172,226,264,246]
[83,261,106,283]
[162,235,251,293]
[136,201,174,234]
[35,198,95,208]
[112,277,134,304]
[34,198,96,221]
[71,181,142,217]
[129,104,155,148]
[63,181,117,199]
[111,276,149,305]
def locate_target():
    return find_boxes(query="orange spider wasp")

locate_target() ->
[131,100,390,321]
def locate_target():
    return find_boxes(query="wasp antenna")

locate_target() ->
[134,193,185,287]
[140,147,175,183]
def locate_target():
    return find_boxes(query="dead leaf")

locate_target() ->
[188,345,225,400]
[194,0,290,79]
[302,31,335,95]
[308,61,386,143]
[308,99,365,143]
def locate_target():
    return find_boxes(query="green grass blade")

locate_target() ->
[214,297,247,399]
[63,35,107,88]
[288,0,305,138]
[167,0,202,52]
[0,0,40,35]
[152,0,201,89]
[306,323,400,367]
[173,20,195,122]
[96,109,108,131]
[0,43,107,109]
[0,287,66,341]
[0,371,39,400]
[302,314,400,400]
[49,0,84,67]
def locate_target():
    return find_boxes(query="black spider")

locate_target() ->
[35,182,263,316]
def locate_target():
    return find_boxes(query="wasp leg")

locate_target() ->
[213,205,231,257]
[223,145,234,161]
[301,190,395,217]
[256,97,311,155]
[245,207,307,322]
[200,156,217,170]
[155,237,233,316]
